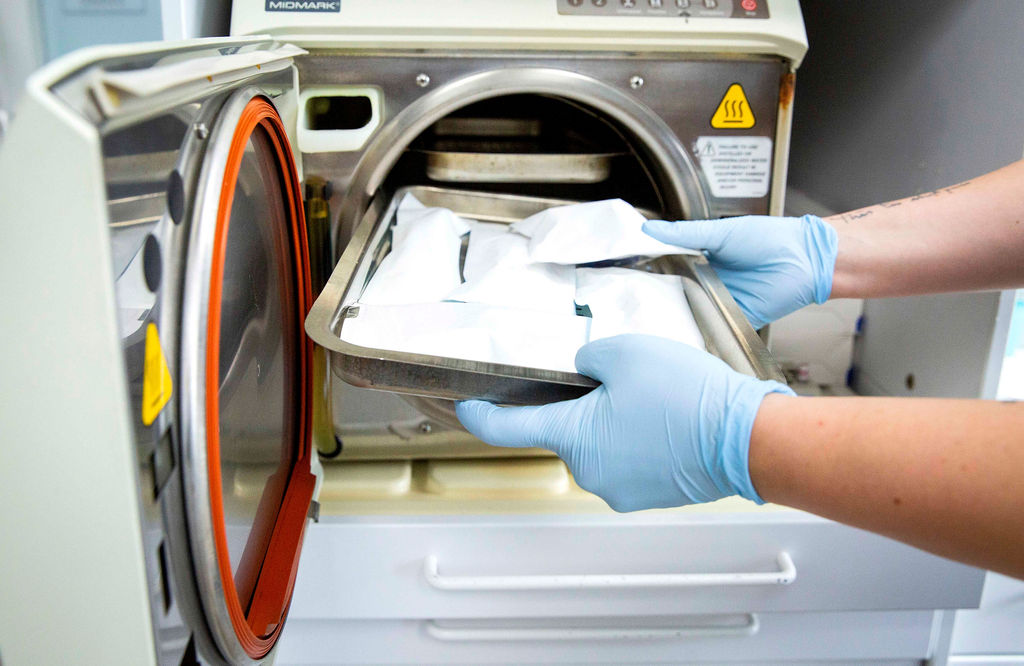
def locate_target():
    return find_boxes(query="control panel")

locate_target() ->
[557,0,769,18]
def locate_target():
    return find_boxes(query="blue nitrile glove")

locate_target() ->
[642,214,838,329]
[456,335,794,512]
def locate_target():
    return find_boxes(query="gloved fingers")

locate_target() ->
[572,336,628,383]
[576,333,720,383]
[456,399,577,453]
[710,266,769,329]
[642,218,732,253]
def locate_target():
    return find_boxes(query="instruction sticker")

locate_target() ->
[694,136,772,198]
[710,83,756,129]
[142,323,173,426]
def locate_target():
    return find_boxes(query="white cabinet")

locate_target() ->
[276,511,983,663]
[276,612,936,664]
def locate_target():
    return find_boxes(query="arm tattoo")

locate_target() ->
[835,180,972,223]
[837,209,874,224]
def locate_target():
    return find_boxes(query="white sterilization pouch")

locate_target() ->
[575,267,705,350]
[510,198,698,265]
[339,302,590,374]
[358,194,471,305]
[447,221,576,314]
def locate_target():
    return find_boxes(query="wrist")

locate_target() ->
[823,213,872,299]
[746,391,798,504]
[721,380,796,504]
[802,214,839,304]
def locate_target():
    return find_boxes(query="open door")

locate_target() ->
[0,38,324,665]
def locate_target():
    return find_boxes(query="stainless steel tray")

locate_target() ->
[422,150,616,183]
[305,186,785,406]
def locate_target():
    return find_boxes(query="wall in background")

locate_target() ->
[0,0,45,139]
[0,0,230,142]
[789,1,1024,400]
[792,1,1024,208]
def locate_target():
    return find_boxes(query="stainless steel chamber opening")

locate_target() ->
[334,67,711,249]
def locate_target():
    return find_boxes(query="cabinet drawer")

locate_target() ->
[289,512,983,620]
[275,610,938,664]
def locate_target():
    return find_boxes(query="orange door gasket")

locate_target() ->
[204,95,316,660]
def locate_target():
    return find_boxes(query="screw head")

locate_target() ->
[629,75,645,90]
[415,73,431,88]
[194,123,209,140]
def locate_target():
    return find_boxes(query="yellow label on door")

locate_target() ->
[142,323,173,426]
[710,83,756,129]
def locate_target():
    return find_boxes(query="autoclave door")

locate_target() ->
[0,39,325,666]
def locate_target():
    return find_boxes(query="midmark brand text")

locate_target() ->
[265,0,341,12]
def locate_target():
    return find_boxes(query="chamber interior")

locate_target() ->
[383,94,666,215]
[301,93,762,515]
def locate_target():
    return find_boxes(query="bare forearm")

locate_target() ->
[826,159,1024,298]
[749,394,1024,579]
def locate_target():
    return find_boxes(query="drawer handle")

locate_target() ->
[425,614,760,642]
[423,552,795,590]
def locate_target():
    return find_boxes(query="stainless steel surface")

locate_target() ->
[105,150,179,185]
[295,52,786,247]
[434,117,541,137]
[108,192,166,277]
[422,149,615,183]
[329,379,552,460]
[329,63,716,245]
[306,185,785,407]
[180,86,260,666]
[109,192,166,228]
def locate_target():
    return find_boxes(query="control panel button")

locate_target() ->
[559,0,767,17]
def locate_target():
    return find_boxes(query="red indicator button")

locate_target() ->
[741,0,756,10]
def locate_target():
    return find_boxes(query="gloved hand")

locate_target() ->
[456,335,794,512]
[642,214,838,329]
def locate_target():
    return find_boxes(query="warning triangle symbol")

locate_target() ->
[710,83,755,129]
[142,323,173,426]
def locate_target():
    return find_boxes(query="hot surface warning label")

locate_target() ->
[710,84,755,129]
[694,136,772,199]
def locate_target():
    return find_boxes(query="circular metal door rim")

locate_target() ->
[180,87,315,665]
[337,66,711,246]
